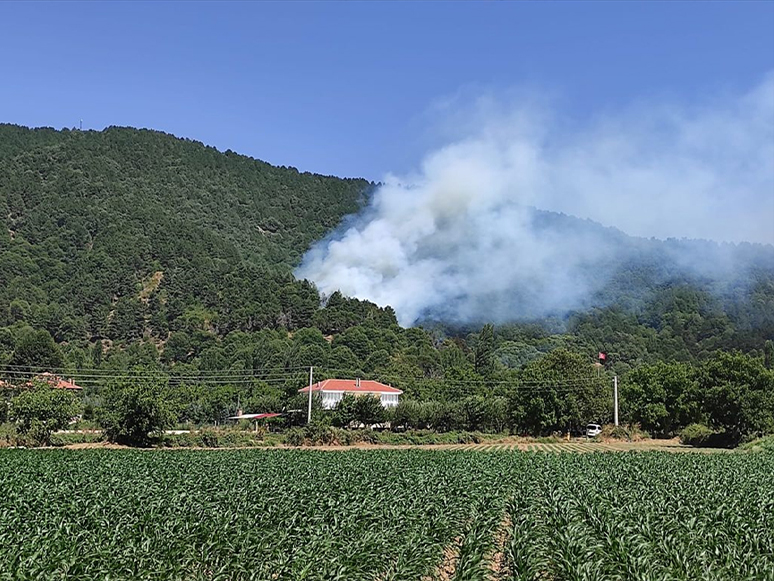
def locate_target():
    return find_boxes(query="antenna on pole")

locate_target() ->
[613,376,619,426]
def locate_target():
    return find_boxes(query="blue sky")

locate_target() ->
[1,1,773,180]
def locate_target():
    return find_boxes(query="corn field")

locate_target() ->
[0,449,772,580]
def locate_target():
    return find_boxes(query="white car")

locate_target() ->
[585,423,602,437]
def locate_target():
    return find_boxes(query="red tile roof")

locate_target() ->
[35,372,84,390]
[299,379,402,395]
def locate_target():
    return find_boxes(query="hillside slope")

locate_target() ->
[0,124,372,340]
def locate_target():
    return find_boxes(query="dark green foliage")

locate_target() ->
[623,362,701,436]
[332,394,385,427]
[506,349,611,435]
[474,323,496,376]
[353,394,385,426]
[0,124,372,342]
[699,351,774,443]
[8,328,63,371]
[1,124,774,443]
[624,352,774,442]
[333,394,358,427]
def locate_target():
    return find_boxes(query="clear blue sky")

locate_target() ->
[1,1,772,180]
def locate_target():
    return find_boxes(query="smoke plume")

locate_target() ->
[297,74,774,325]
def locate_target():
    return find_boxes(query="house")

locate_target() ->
[0,373,83,391]
[33,372,84,391]
[298,378,402,410]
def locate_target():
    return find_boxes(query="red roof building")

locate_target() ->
[0,374,83,391]
[299,378,402,409]
[34,372,84,391]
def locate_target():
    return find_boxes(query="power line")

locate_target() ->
[0,363,315,376]
[0,371,305,386]
[0,365,610,392]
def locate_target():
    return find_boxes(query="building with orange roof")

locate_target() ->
[299,378,402,409]
[34,372,83,391]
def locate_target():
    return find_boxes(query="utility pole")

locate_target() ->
[613,375,619,426]
[307,366,313,424]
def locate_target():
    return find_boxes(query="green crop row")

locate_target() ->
[0,449,772,580]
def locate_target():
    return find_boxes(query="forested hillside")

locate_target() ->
[1,124,772,443]
[0,124,371,341]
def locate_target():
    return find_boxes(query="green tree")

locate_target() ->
[510,349,610,435]
[474,324,496,376]
[10,384,79,445]
[99,371,176,446]
[354,395,385,427]
[333,394,358,427]
[699,351,774,444]
[10,329,64,371]
[8,299,30,322]
[623,362,701,436]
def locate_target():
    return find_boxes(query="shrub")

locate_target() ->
[740,435,774,454]
[0,423,17,447]
[679,423,714,446]
[601,423,650,442]
[285,428,305,447]
[48,432,103,446]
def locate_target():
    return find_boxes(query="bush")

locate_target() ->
[0,423,17,447]
[679,423,715,446]
[282,427,302,446]
[740,435,774,453]
[601,423,650,442]
[48,432,104,446]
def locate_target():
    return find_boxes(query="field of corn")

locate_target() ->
[1,449,772,581]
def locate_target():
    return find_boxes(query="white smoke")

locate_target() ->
[297,74,774,325]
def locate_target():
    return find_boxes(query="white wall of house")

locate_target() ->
[379,393,399,408]
[321,391,344,410]
[318,391,400,409]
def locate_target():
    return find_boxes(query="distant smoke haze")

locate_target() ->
[297,74,774,325]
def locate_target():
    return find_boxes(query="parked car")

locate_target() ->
[585,423,602,437]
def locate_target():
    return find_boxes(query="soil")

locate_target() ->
[422,537,462,581]
[488,513,512,579]
[54,436,722,452]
